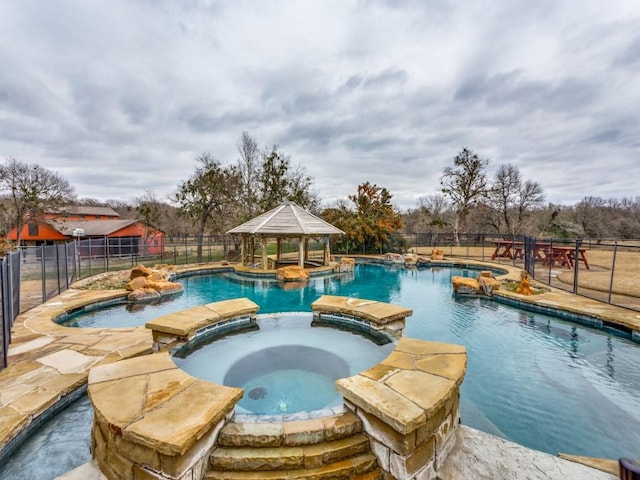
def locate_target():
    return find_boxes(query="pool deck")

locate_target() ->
[1,261,635,479]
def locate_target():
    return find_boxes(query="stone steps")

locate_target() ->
[205,452,381,480]
[210,433,371,471]
[217,412,363,447]
[207,412,381,480]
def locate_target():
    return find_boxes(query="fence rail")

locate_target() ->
[396,233,640,312]
[2,233,639,370]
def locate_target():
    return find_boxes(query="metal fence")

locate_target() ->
[1,250,21,370]
[398,232,640,313]
[2,233,639,370]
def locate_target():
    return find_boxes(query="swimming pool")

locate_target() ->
[5,263,640,480]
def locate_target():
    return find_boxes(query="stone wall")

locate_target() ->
[336,338,466,480]
[88,353,242,480]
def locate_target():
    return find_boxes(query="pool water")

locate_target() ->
[174,314,395,415]
[0,395,93,480]
[240,369,337,414]
[5,263,640,480]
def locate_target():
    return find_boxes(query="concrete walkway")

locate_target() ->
[1,263,635,479]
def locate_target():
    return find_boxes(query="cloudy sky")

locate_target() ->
[1,1,639,210]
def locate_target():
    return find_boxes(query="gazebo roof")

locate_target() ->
[227,202,344,236]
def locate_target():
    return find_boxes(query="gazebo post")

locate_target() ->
[262,236,268,270]
[323,236,330,266]
[298,236,305,267]
[241,235,246,265]
[304,238,309,262]
[276,238,281,267]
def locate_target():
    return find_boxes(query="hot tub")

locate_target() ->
[173,313,396,417]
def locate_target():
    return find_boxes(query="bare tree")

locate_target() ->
[0,158,76,246]
[489,163,544,235]
[236,131,261,220]
[134,190,165,230]
[237,133,318,214]
[403,194,451,232]
[440,148,489,244]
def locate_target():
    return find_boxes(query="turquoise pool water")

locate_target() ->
[4,263,640,480]
[175,314,395,416]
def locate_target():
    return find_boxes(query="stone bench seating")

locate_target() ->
[88,352,243,479]
[311,295,413,338]
[336,337,467,479]
[145,297,259,350]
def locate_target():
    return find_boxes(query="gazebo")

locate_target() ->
[226,202,344,270]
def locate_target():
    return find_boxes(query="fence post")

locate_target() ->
[56,245,61,294]
[71,241,77,284]
[63,244,69,290]
[572,240,580,294]
[41,245,46,303]
[88,237,92,278]
[1,257,8,369]
[608,241,617,304]
[104,236,109,272]
[547,239,553,285]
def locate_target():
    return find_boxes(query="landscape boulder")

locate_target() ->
[276,265,310,282]
[431,248,445,260]
[125,264,183,301]
[452,270,501,296]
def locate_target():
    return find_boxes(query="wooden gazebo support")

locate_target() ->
[227,203,344,271]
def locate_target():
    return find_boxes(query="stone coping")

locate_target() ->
[145,298,259,338]
[1,288,153,460]
[311,295,413,325]
[336,337,466,435]
[88,352,242,456]
[3,260,639,476]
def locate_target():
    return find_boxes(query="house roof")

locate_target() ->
[227,202,344,236]
[51,219,138,236]
[50,205,120,217]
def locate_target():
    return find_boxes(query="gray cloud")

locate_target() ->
[0,0,639,209]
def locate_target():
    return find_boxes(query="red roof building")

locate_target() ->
[7,206,164,256]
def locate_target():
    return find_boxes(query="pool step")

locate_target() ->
[205,452,380,480]
[210,433,371,470]
[217,412,363,447]
[207,412,381,479]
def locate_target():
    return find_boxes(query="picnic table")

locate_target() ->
[542,246,590,269]
[490,241,530,261]
[491,241,589,269]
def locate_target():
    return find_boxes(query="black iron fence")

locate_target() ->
[396,232,640,312]
[1,250,21,370]
[2,233,639,370]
